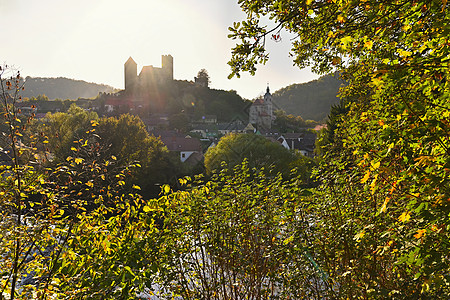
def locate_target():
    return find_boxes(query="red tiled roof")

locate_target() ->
[253,98,265,105]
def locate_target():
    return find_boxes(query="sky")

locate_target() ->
[1,0,320,100]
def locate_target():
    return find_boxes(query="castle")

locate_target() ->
[104,55,174,113]
[124,55,173,93]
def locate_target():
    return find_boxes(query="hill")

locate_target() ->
[272,73,344,121]
[22,77,115,100]
[167,80,250,122]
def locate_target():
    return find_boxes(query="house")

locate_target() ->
[190,123,218,138]
[142,114,170,131]
[217,122,246,136]
[277,132,317,157]
[159,136,203,163]
[196,115,217,124]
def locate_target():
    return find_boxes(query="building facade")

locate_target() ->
[249,86,273,131]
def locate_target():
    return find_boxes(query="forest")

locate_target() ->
[1,0,449,299]
[272,73,343,122]
[20,77,115,100]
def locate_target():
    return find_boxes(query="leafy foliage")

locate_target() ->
[0,67,160,299]
[154,163,325,299]
[36,108,179,198]
[229,0,450,297]
[273,109,313,132]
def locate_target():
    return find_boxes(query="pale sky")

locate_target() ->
[2,0,319,100]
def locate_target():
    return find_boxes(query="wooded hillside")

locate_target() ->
[22,76,115,100]
[272,73,344,121]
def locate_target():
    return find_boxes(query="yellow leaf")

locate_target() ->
[397,49,412,57]
[306,0,313,5]
[74,157,84,165]
[164,185,170,194]
[370,174,379,194]
[380,197,390,213]
[414,229,426,239]
[71,147,77,151]
[337,15,345,23]
[361,170,371,183]
[111,155,117,160]
[371,161,380,170]
[132,184,141,190]
[340,36,353,50]
[372,77,382,86]
[283,235,294,245]
[86,181,94,188]
[364,40,373,50]
[398,212,411,223]
[354,230,365,241]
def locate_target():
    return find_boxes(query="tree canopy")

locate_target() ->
[195,68,211,86]
[36,107,179,198]
[229,0,450,297]
[204,133,295,175]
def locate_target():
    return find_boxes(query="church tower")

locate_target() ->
[264,85,273,121]
[124,57,137,92]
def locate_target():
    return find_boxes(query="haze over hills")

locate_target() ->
[22,77,115,100]
[22,74,343,122]
[272,73,344,121]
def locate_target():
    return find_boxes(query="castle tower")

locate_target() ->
[124,57,138,92]
[161,54,173,81]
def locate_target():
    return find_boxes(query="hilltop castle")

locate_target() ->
[104,55,174,113]
[124,55,173,94]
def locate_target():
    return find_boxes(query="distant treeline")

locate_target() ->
[20,75,341,123]
[22,76,115,100]
[272,73,344,122]
[20,79,250,123]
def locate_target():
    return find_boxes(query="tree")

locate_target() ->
[204,133,295,177]
[195,68,211,87]
[273,109,308,131]
[94,114,180,197]
[36,110,179,198]
[36,104,99,162]
[229,0,449,297]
